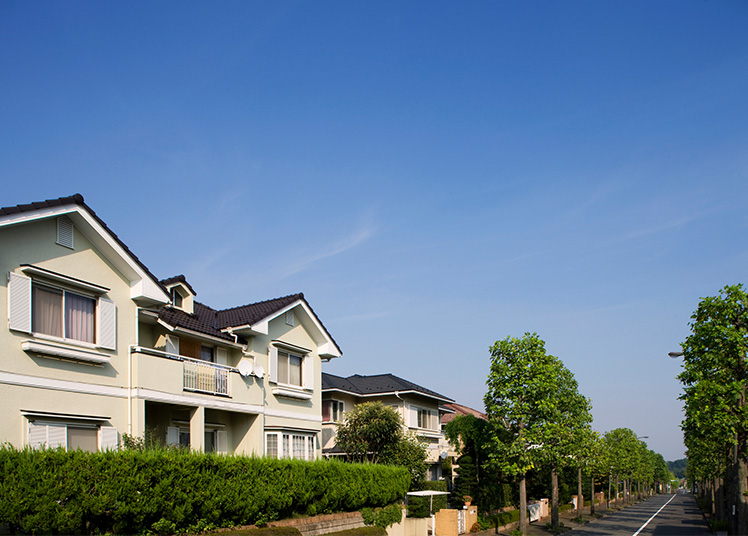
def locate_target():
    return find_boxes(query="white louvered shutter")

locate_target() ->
[47,424,67,449]
[28,422,48,449]
[56,216,75,249]
[269,346,278,383]
[99,426,119,451]
[216,430,228,454]
[216,347,228,366]
[303,355,314,390]
[8,272,32,334]
[166,426,180,446]
[97,298,116,350]
[408,406,418,428]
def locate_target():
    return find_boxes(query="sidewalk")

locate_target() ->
[475,498,636,536]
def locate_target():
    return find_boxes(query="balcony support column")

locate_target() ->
[190,406,205,452]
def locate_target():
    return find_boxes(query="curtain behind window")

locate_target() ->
[65,292,95,343]
[32,286,62,337]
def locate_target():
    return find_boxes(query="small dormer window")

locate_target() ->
[171,288,183,308]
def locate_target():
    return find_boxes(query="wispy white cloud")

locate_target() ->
[275,222,376,280]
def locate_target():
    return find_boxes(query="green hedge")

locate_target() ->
[407,481,448,518]
[0,446,410,535]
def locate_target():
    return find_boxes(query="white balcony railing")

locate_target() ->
[183,358,230,396]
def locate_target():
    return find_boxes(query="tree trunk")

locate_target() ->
[590,473,596,515]
[519,473,528,535]
[735,442,748,536]
[607,471,612,509]
[577,465,583,518]
[551,465,560,532]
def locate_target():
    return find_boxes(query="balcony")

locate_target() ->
[183,357,230,397]
[130,346,251,401]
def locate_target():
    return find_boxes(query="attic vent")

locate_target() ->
[56,216,74,249]
[285,311,294,326]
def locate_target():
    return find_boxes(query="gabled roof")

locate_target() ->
[216,293,304,329]
[157,302,239,343]
[322,372,454,404]
[2,195,341,356]
[440,402,487,425]
[161,275,197,296]
[0,194,169,305]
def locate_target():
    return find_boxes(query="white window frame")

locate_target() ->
[268,342,315,393]
[28,420,118,451]
[265,431,316,460]
[409,405,437,431]
[8,271,116,351]
[322,399,345,423]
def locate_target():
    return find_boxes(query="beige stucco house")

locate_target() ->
[321,372,454,480]
[0,194,341,457]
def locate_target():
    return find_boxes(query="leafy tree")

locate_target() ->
[380,432,428,489]
[533,360,593,530]
[335,401,404,463]
[444,414,493,507]
[484,333,578,535]
[335,401,427,488]
[678,284,748,533]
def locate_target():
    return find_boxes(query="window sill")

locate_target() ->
[21,339,110,365]
[272,387,313,400]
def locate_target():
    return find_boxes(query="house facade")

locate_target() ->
[321,372,454,480]
[0,194,341,458]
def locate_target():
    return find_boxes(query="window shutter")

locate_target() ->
[97,298,117,350]
[216,430,228,454]
[99,426,119,451]
[47,424,67,449]
[28,422,47,449]
[322,400,331,422]
[166,426,180,446]
[165,335,180,356]
[303,355,314,390]
[8,272,32,334]
[408,406,418,428]
[216,347,228,366]
[269,346,278,383]
[57,216,75,249]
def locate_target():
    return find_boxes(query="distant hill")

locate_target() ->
[667,458,687,479]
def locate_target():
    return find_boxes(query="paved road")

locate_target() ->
[568,492,710,536]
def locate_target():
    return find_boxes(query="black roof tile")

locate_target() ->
[322,372,453,403]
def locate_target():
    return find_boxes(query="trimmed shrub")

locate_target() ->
[406,481,448,518]
[0,446,410,535]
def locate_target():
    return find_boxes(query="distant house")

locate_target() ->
[321,372,454,480]
[0,194,341,457]
[440,402,487,428]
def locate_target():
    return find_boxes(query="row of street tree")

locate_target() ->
[441,333,673,535]
[679,284,748,535]
[332,332,674,536]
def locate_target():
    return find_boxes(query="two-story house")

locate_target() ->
[0,194,341,457]
[321,372,454,480]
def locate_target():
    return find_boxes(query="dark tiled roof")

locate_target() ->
[216,293,304,329]
[2,195,340,353]
[0,194,169,299]
[158,302,239,343]
[322,372,453,403]
[160,275,197,296]
[440,402,487,425]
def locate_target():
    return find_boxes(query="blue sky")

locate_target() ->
[3,1,747,461]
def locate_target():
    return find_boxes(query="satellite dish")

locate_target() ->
[237,360,253,377]
[440,450,448,460]
[254,363,265,379]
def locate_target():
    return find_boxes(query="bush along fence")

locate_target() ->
[0,446,410,535]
